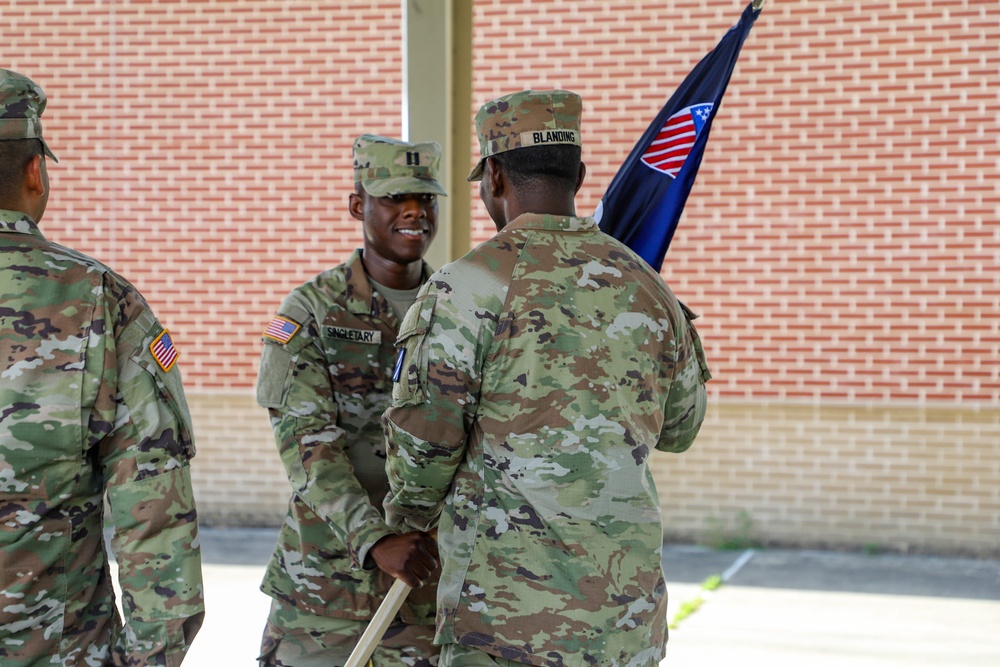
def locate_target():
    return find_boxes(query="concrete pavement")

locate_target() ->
[178,527,1000,666]
[660,545,1000,666]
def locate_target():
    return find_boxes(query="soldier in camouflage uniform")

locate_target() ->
[255,135,446,667]
[0,69,205,666]
[383,90,712,667]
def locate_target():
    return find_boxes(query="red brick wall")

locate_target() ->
[7,0,997,403]
[4,1,998,551]
[6,0,405,387]
[469,0,999,404]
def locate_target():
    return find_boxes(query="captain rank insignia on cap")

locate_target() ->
[150,330,179,372]
[264,316,301,344]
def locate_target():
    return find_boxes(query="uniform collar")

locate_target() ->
[343,248,433,324]
[502,212,598,233]
[0,209,43,237]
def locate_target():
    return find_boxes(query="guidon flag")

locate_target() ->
[596,1,764,272]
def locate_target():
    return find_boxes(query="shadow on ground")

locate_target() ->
[662,543,1000,600]
[192,527,1000,601]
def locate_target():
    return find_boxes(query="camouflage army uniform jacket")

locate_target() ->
[256,248,437,623]
[0,210,205,667]
[383,213,711,667]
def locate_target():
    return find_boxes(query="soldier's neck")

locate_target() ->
[360,251,423,291]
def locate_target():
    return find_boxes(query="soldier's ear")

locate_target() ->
[348,190,365,222]
[485,157,504,198]
[574,162,587,194]
[23,154,45,198]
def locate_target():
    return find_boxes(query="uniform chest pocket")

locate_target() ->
[320,328,391,398]
[391,294,437,407]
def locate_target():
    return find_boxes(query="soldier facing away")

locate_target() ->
[0,69,205,666]
[255,135,444,667]
[382,89,712,666]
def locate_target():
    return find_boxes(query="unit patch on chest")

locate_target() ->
[324,326,382,345]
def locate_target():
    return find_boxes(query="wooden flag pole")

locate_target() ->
[752,0,766,10]
[344,578,414,667]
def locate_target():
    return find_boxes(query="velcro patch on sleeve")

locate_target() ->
[263,315,301,344]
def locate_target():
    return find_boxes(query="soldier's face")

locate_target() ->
[357,191,439,266]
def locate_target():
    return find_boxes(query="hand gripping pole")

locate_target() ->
[344,578,414,667]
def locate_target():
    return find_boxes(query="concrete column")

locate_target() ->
[404,0,473,268]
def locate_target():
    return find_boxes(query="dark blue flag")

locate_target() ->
[596,0,764,271]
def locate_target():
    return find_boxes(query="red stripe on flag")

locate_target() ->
[150,333,178,371]
[642,110,698,177]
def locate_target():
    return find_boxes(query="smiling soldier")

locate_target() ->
[255,135,446,667]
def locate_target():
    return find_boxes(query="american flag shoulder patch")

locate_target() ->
[264,315,301,344]
[150,329,179,372]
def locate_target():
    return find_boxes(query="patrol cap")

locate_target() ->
[468,89,582,182]
[0,69,58,162]
[353,134,447,198]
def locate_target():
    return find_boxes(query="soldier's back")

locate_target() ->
[1,218,126,663]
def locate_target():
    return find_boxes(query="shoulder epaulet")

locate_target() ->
[677,300,700,321]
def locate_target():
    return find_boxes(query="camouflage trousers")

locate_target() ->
[258,598,439,667]
[438,643,523,667]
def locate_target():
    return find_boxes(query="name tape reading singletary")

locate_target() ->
[324,326,382,345]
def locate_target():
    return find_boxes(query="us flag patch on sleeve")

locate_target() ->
[264,316,301,344]
[150,329,179,372]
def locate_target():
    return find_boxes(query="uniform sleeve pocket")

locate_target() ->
[392,293,437,406]
[256,343,295,409]
[121,341,196,461]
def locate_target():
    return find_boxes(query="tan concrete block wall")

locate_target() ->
[190,393,1000,557]
[187,391,288,526]
[653,400,1000,556]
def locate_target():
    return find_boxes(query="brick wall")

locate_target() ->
[5,0,997,554]
[469,0,999,403]
[7,0,406,387]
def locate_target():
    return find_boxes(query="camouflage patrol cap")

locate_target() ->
[0,69,58,162]
[468,89,582,181]
[353,134,447,198]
